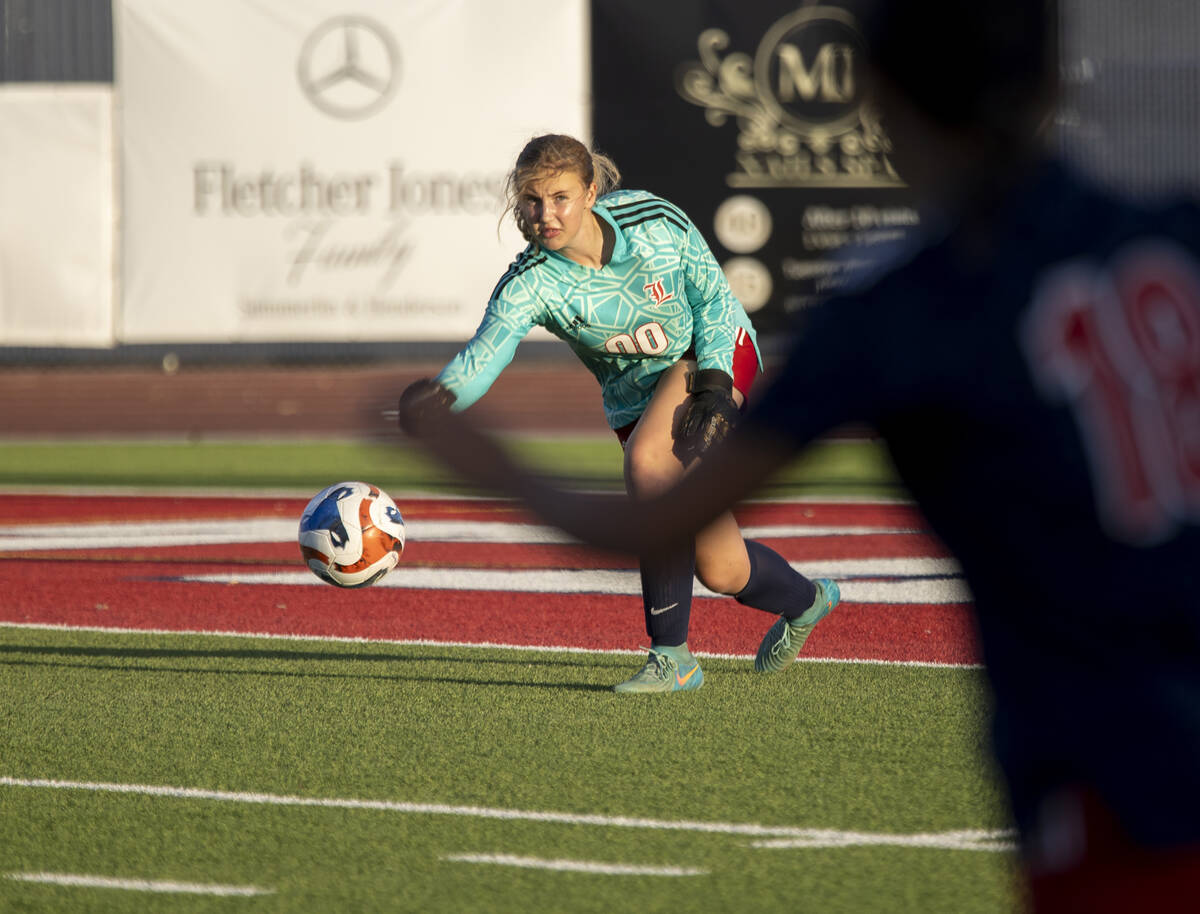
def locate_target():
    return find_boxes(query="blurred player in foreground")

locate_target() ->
[401,134,838,693]
[403,0,1200,907]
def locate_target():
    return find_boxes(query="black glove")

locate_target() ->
[398,378,456,436]
[678,369,739,460]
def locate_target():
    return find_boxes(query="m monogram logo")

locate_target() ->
[675,6,902,188]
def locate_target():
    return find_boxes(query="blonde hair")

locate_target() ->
[502,134,621,243]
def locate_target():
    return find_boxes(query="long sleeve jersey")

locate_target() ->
[435,190,759,429]
[746,158,1200,847]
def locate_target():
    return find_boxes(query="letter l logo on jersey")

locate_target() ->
[643,279,674,306]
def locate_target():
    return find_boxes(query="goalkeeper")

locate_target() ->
[401,133,838,693]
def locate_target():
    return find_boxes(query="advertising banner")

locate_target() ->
[116,0,587,343]
[592,0,917,335]
[0,85,115,347]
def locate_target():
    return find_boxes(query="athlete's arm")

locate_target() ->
[668,207,749,457]
[677,211,746,374]
[402,401,796,554]
[435,288,538,411]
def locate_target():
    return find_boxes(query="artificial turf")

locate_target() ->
[1,627,1020,913]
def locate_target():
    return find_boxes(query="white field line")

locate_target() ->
[0,518,923,551]
[5,872,273,895]
[0,621,983,669]
[0,487,915,505]
[0,510,968,601]
[179,565,972,605]
[442,854,707,876]
[0,777,1013,853]
[751,830,1017,852]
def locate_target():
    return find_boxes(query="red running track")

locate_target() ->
[0,494,979,666]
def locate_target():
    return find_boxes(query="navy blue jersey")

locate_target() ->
[748,159,1200,846]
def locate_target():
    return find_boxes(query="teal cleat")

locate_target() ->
[754,579,841,673]
[613,644,704,693]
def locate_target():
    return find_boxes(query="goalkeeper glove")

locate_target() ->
[678,369,739,460]
[398,378,456,436]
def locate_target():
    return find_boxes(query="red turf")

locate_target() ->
[0,494,977,665]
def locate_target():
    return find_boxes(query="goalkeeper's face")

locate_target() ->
[519,170,597,253]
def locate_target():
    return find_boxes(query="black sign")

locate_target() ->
[592,0,918,334]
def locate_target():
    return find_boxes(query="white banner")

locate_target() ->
[0,85,115,347]
[115,0,588,343]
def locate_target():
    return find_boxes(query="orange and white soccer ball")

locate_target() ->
[298,481,406,588]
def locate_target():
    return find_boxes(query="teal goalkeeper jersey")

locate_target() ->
[435,190,760,429]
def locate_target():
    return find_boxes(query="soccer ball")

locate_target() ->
[298,481,406,588]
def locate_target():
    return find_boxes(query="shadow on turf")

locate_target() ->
[0,642,608,668]
[0,643,618,693]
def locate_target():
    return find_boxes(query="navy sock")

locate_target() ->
[639,546,695,646]
[734,540,816,620]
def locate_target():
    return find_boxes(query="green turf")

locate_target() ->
[0,440,1016,910]
[0,627,1018,913]
[0,436,904,496]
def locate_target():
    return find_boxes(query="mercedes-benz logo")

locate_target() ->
[298,16,399,120]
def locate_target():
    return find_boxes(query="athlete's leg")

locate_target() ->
[623,360,704,650]
[609,360,706,692]
[627,359,821,602]
[665,360,835,675]
[648,362,812,609]
[627,360,790,611]
[624,356,836,680]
